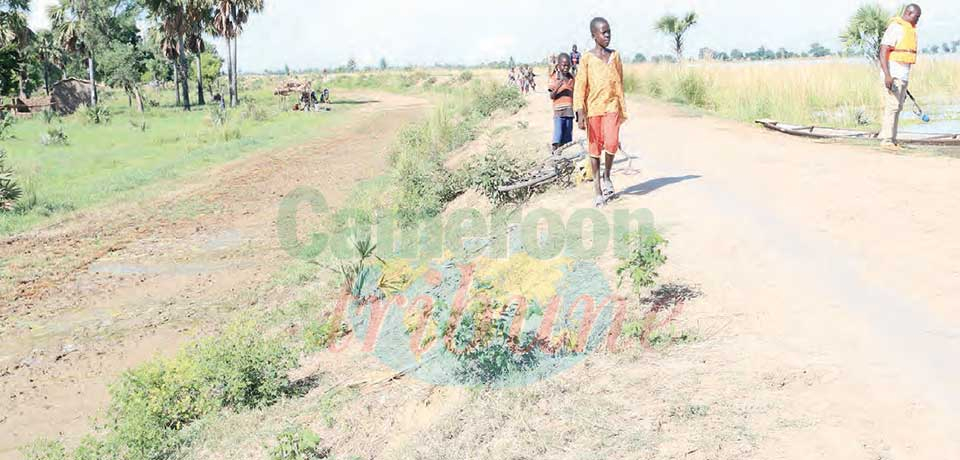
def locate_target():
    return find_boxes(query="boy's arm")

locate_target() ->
[574,61,588,130]
[617,53,626,115]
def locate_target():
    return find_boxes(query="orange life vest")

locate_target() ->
[888,17,918,64]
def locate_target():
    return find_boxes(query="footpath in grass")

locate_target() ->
[0,92,358,235]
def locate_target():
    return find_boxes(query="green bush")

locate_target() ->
[20,438,67,460]
[0,111,15,140]
[467,144,533,206]
[241,101,271,122]
[473,82,526,117]
[675,73,710,108]
[81,104,111,125]
[40,126,69,146]
[452,288,539,385]
[105,323,298,459]
[269,425,329,460]
[0,148,23,212]
[616,227,668,297]
[458,70,474,82]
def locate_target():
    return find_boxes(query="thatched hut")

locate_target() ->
[50,78,95,115]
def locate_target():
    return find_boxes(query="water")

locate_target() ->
[901,104,960,133]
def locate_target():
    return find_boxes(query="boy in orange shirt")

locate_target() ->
[574,17,627,207]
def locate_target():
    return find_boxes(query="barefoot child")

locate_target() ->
[548,53,576,150]
[574,17,627,207]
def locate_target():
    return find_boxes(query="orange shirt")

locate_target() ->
[573,50,627,121]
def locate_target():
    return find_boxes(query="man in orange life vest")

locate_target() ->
[879,4,921,148]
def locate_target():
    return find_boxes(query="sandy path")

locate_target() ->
[521,95,960,457]
[0,92,428,457]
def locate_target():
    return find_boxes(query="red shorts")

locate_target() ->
[587,112,621,158]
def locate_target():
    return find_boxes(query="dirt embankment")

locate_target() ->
[0,92,428,457]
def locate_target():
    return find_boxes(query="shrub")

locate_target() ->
[616,227,668,297]
[41,108,59,125]
[40,126,69,146]
[241,101,270,122]
[0,111,15,140]
[207,105,229,127]
[20,438,67,460]
[466,144,533,206]
[106,323,298,459]
[81,104,111,124]
[458,70,474,82]
[0,148,23,212]
[269,425,329,460]
[473,82,526,117]
[675,72,710,108]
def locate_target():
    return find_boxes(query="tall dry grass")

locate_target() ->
[625,58,960,128]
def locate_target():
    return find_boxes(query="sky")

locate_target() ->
[27,0,960,72]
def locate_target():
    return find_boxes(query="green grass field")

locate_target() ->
[0,86,357,235]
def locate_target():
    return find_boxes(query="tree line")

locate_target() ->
[0,0,266,112]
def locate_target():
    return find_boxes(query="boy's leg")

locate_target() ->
[561,117,574,145]
[602,113,621,181]
[587,115,605,202]
[552,115,563,151]
[591,156,603,197]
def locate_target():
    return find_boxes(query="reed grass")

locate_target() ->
[625,58,960,128]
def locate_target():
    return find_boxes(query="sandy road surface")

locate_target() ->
[522,94,960,457]
[0,92,428,457]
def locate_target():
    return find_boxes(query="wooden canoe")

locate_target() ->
[755,119,960,146]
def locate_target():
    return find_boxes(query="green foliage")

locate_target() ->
[105,323,298,460]
[207,104,229,127]
[841,3,892,61]
[0,148,22,212]
[188,51,224,92]
[81,104,112,125]
[452,292,538,385]
[616,227,668,296]
[19,438,67,460]
[240,100,270,122]
[0,111,15,140]
[40,126,69,146]
[466,144,532,206]
[269,425,328,460]
[41,108,59,124]
[458,70,473,82]
[675,72,710,108]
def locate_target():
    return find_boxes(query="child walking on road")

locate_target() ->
[574,17,627,207]
[549,53,576,150]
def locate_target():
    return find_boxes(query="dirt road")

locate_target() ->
[0,92,428,457]
[517,94,960,457]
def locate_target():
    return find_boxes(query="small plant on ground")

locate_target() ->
[616,226,668,298]
[241,101,270,122]
[0,149,23,212]
[40,126,69,146]
[675,72,710,108]
[208,105,229,127]
[41,108,59,125]
[81,104,111,125]
[458,70,473,82]
[269,425,330,460]
[129,118,148,132]
[0,112,15,140]
[19,438,66,460]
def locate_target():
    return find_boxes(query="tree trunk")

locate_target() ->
[225,35,235,107]
[87,54,98,107]
[18,69,26,98]
[232,37,240,105]
[173,60,181,106]
[177,35,191,111]
[133,86,144,113]
[195,52,205,105]
[42,62,50,95]
[127,91,132,107]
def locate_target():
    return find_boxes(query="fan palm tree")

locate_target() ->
[49,0,100,106]
[211,0,263,107]
[840,3,891,62]
[143,0,193,110]
[654,11,698,63]
[1,0,33,97]
[186,0,211,105]
[31,30,61,95]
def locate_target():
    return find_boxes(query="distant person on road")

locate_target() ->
[574,17,627,207]
[549,53,576,150]
[571,44,581,74]
[879,4,922,148]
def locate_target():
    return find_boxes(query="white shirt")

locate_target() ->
[881,22,913,82]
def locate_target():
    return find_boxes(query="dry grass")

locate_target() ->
[625,58,960,128]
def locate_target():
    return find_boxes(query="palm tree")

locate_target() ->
[143,0,192,110]
[211,0,263,107]
[49,0,99,106]
[1,0,33,97]
[185,0,211,105]
[654,11,698,63]
[840,3,892,62]
[31,30,60,95]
